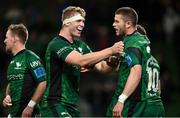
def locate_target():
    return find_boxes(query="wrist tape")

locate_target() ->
[118,94,128,104]
[28,100,36,108]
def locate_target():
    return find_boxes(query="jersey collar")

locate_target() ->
[123,30,139,43]
[58,35,77,45]
[14,49,26,57]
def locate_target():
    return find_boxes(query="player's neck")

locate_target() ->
[59,29,73,43]
[12,43,26,56]
[126,27,136,36]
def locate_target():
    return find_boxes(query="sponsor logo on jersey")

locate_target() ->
[33,67,46,79]
[57,46,73,56]
[8,74,24,80]
[30,60,41,68]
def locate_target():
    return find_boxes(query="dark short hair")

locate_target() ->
[8,24,28,44]
[115,7,138,26]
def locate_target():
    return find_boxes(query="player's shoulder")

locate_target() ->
[50,35,71,47]
[126,33,150,48]
[25,49,40,60]
[49,36,62,44]
[75,38,88,46]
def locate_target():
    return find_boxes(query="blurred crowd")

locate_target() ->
[0,0,180,116]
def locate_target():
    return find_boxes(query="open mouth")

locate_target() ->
[77,27,83,34]
[114,28,118,33]
[77,29,82,32]
[77,26,83,32]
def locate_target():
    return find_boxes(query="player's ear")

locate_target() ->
[126,21,131,29]
[14,35,20,43]
[65,23,70,26]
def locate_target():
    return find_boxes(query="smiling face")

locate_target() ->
[113,14,126,37]
[61,6,86,39]
[68,14,85,38]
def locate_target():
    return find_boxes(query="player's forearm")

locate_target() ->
[6,84,10,96]
[66,41,123,67]
[95,61,116,73]
[80,41,124,67]
[122,65,142,97]
[79,47,113,67]
[28,81,46,107]
[95,61,119,74]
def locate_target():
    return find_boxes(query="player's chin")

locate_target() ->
[115,32,120,36]
[75,32,81,37]
[5,47,9,52]
[5,48,12,54]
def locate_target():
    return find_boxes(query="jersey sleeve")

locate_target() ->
[53,41,74,61]
[124,47,142,68]
[27,52,46,83]
[56,46,74,61]
[82,43,92,54]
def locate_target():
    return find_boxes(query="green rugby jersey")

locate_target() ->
[42,35,91,106]
[7,49,46,116]
[116,32,162,102]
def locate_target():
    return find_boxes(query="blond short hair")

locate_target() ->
[61,6,86,22]
[8,24,28,44]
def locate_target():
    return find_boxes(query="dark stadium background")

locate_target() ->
[0,0,180,116]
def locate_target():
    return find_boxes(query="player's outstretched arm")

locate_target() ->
[65,41,124,68]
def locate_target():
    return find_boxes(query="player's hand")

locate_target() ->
[113,102,124,118]
[3,95,12,107]
[81,65,94,72]
[21,106,33,118]
[106,55,120,68]
[81,67,91,72]
[111,41,124,55]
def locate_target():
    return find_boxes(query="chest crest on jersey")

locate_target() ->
[14,62,22,70]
